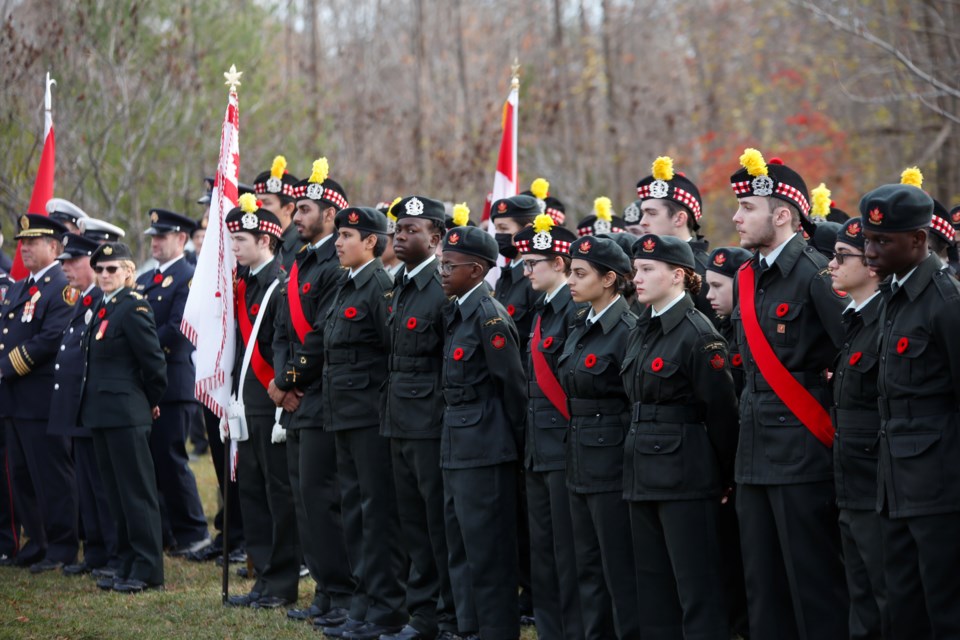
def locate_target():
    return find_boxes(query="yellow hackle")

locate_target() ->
[739,148,768,177]
[238,193,259,214]
[452,203,470,227]
[652,156,675,181]
[530,178,550,200]
[594,196,613,222]
[309,157,329,184]
[532,213,554,234]
[810,183,831,219]
[270,155,287,180]
[900,166,923,188]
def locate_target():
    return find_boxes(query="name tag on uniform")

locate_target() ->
[95,320,109,340]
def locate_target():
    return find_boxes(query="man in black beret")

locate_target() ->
[440,226,527,639]
[728,149,849,639]
[862,183,960,637]
[253,156,303,272]
[0,214,78,572]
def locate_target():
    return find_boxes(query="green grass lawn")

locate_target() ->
[0,450,538,639]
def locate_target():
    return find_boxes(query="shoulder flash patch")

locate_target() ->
[701,340,726,353]
[709,352,726,370]
[130,291,144,300]
[135,306,151,313]
[483,316,503,327]
[491,333,507,349]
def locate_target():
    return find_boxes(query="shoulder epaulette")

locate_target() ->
[621,311,637,329]
[685,307,718,337]
[932,268,960,302]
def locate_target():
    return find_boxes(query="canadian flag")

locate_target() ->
[484,77,518,285]
[180,76,239,424]
[12,72,57,280]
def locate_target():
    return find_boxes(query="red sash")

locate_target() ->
[531,315,570,420]
[236,279,275,391]
[738,262,834,447]
[287,260,312,344]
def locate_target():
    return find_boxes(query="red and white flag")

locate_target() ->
[181,73,239,425]
[12,72,57,280]
[485,77,519,285]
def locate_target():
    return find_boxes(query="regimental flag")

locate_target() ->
[12,72,57,280]
[484,73,519,285]
[181,70,239,432]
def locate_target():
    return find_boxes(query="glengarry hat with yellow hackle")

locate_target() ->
[253,155,299,200]
[521,177,566,225]
[513,213,576,256]
[635,156,703,228]
[576,197,626,236]
[293,156,349,211]
[225,193,283,240]
[729,148,810,214]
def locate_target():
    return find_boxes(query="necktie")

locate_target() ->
[402,275,410,286]
[759,258,769,272]
[890,280,900,294]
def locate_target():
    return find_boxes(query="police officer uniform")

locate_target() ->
[253,161,303,273]
[135,209,210,552]
[862,184,960,637]
[223,199,301,608]
[381,197,459,640]
[558,236,640,640]
[273,170,355,623]
[0,214,78,571]
[621,235,739,639]
[47,233,117,575]
[441,226,527,639]
[80,242,168,592]
[512,216,585,640]
[729,151,849,639]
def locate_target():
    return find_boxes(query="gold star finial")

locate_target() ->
[224,65,243,90]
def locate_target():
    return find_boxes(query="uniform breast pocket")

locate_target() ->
[640,357,681,400]
[447,343,481,385]
[844,351,879,397]
[575,353,612,394]
[758,399,807,464]
[538,335,564,358]
[403,315,435,349]
[887,335,929,386]
[768,300,803,347]
[635,429,684,490]
[338,305,370,339]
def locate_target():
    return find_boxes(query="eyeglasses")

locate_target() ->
[93,265,121,274]
[834,251,866,265]
[522,258,551,272]
[439,262,479,275]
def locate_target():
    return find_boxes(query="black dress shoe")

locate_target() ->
[91,567,117,579]
[379,623,428,640]
[312,607,350,627]
[113,578,163,594]
[227,591,261,607]
[29,558,64,574]
[167,538,212,557]
[96,576,118,591]
[320,617,365,637]
[342,622,404,640]
[62,562,92,576]
[287,604,324,621]
[251,596,291,609]
[436,633,464,640]
[519,614,536,626]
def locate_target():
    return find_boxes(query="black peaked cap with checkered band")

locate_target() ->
[636,156,703,228]
[730,149,810,214]
[513,214,576,256]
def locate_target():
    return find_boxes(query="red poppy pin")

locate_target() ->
[869,207,883,224]
[651,357,664,372]
[642,238,656,253]
[406,317,418,330]
[28,285,39,297]
[153,273,163,284]
[249,303,261,316]
[896,337,909,354]
[710,353,725,370]
[849,352,862,365]
[579,240,592,254]
[713,252,727,267]
[82,295,93,307]
[302,282,311,294]
[453,347,464,361]
[448,232,460,246]
[731,354,743,367]
[542,336,553,349]
[776,303,789,317]
[344,306,358,319]
[506,304,516,316]
[97,308,106,319]
[491,333,506,350]
[585,353,598,368]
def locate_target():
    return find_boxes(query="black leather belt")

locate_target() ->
[568,398,627,416]
[631,403,701,423]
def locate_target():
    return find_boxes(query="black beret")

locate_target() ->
[931,199,956,243]
[808,221,842,258]
[706,246,753,277]
[15,213,68,241]
[730,150,810,214]
[636,156,703,225]
[836,217,865,250]
[90,241,134,266]
[599,232,639,260]
[145,209,196,236]
[58,233,99,260]
[443,226,498,265]
[632,234,695,270]
[335,206,388,234]
[490,195,540,221]
[860,184,933,233]
[570,235,631,276]
[226,197,284,240]
[514,216,577,256]
[394,195,446,224]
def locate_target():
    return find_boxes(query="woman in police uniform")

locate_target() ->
[558,236,640,640]
[621,234,739,639]
[80,242,167,593]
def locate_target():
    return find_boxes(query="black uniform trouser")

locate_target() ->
[286,427,354,611]
[525,468,583,640]
[516,468,532,616]
[201,405,243,550]
[568,490,640,640]
[839,508,887,640]
[149,402,208,546]
[880,511,960,639]
[74,437,117,568]
[443,462,519,640]
[334,427,406,627]
[629,499,726,640]
[5,418,78,563]
[237,412,300,601]
[391,437,457,636]
[0,427,19,556]
[736,482,848,640]
[717,489,749,638]
[92,425,163,585]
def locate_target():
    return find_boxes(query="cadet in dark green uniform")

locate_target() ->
[223,195,301,609]
[440,226,527,640]
[729,149,849,639]
[862,182,960,638]
[271,159,355,626]
[622,234,738,639]
[381,196,459,640]
[512,214,584,640]
[321,206,405,640]
[80,242,167,593]
[559,236,640,640]
[253,155,302,273]
[825,217,888,639]
[705,247,752,395]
